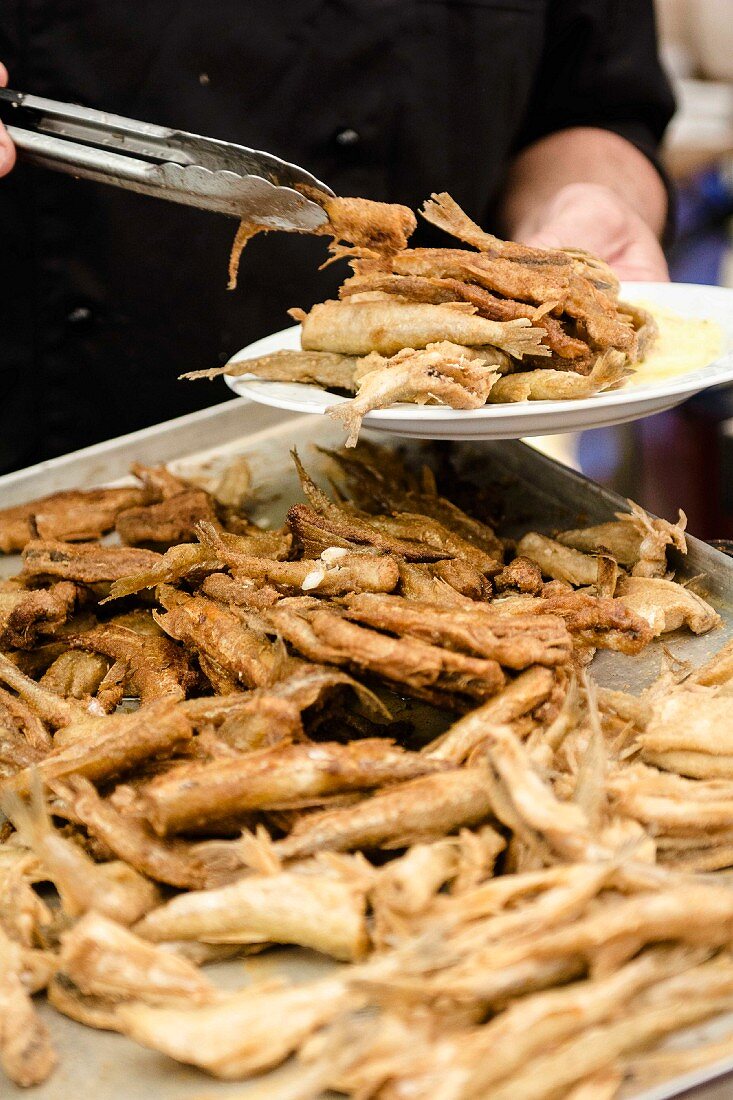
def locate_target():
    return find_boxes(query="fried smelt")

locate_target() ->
[488,990,733,1100]
[56,777,207,889]
[66,622,195,703]
[135,861,372,961]
[275,768,495,860]
[0,580,79,649]
[197,521,399,595]
[58,912,215,1007]
[6,699,192,796]
[0,928,56,1087]
[116,488,217,546]
[557,502,687,577]
[40,650,110,701]
[0,684,52,752]
[505,591,654,655]
[489,349,628,402]
[388,248,635,351]
[154,586,289,689]
[516,533,606,587]
[425,667,557,763]
[367,510,501,575]
[0,652,90,729]
[300,299,548,358]
[267,605,505,709]
[139,739,451,835]
[182,349,361,391]
[328,342,502,447]
[290,451,453,562]
[1,778,160,923]
[321,195,417,253]
[106,541,222,600]
[0,486,147,553]
[117,975,356,1079]
[22,540,161,583]
[616,576,720,636]
[342,594,571,668]
[340,271,593,363]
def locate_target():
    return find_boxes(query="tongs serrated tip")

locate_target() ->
[0,87,333,231]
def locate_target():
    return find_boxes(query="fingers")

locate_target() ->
[0,62,17,176]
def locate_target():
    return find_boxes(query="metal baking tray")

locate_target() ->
[2,398,733,1100]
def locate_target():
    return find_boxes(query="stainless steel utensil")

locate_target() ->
[0,87,332,230]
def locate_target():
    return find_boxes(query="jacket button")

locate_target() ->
[335,128,360,148]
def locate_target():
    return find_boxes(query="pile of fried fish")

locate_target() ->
[192,194,658,445]
[2,442,733,1096]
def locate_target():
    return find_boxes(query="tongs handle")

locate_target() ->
[0,88,332,227]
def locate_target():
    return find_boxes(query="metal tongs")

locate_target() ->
[0,87,332,231]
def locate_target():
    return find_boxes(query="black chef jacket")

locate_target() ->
[0,1,674,473]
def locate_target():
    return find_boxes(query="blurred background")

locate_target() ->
[538,0,733,540]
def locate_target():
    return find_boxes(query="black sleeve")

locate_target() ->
[514,0,676,176]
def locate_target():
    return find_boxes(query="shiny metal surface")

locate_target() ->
[0,88,332,227]
[1,403,733,1098]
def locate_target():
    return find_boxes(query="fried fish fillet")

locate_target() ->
[300,299,549,359]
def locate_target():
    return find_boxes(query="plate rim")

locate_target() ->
[224,281,733,428]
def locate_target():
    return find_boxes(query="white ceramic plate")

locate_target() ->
[225,282,733,441]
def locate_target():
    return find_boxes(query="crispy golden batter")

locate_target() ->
[154,586,289,689]
[139,739,452,835]
[328,342,503,447]
[301,299,548,359]
[183,348,361,390]
[342,594,571,669]
[489,349,628,402]
[22,540,161,584]
[0,581,78,648]
[116,488,217,547]
[0,487,148,554]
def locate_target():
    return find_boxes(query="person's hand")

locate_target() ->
[517,182,669,282]
[0,63,17,176]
